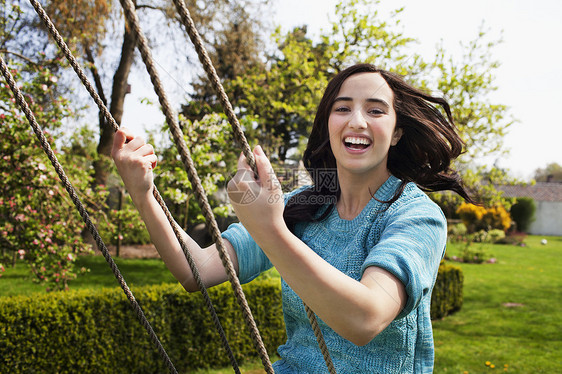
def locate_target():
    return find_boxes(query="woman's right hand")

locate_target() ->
[111,127,158,199]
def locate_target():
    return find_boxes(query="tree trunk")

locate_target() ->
[93,18,137,187]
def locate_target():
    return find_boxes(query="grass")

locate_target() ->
[0,255,178,297]
[2,236,561,373]
[433,235,562,373]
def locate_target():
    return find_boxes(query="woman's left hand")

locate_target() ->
[227,146,287,244]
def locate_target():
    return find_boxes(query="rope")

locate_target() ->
[25,1,240,371]
[117,0,274,372]
[0,54,178,374]
[170,0,336,372]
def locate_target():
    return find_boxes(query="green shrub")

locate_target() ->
[487,229,506,243]
[1,262,462,371]
[447,222,468,243]
[431,261,464,320]
[510,197,536,233]
[471,229,505,244]
[0,280,285,373]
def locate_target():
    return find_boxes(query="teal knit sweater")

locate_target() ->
[222,175,447,373]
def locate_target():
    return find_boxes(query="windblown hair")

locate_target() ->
[283,63,473,230]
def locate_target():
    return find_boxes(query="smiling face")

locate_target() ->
[328,72,402,180]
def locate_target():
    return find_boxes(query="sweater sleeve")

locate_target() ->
[361,195,447,319]
[221,222,273,284]
[221,185,312,284]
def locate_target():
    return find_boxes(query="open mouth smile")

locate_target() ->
[343,136,372,151]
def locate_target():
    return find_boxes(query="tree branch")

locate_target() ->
[0,49,39,65]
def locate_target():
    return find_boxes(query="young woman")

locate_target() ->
[112,63,472,373]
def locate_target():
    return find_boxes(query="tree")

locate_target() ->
[215,0,420,162]
[182,0,270,122]
[534,162,562,182]
[431,25,515,167]
[152,113,243,236]
[4,0,270,188]
[0,60,106,290]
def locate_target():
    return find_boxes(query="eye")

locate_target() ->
[333,106,350,113]
[368,107,385,116]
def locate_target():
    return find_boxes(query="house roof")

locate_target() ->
[498,182,562,202]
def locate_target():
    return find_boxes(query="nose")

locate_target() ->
[348,108,367,129]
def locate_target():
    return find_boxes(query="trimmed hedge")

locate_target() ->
[1,263,463,372]
[431,261,464,319]
[0,279,285,373]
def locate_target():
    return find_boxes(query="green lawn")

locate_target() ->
[1,236,561,373]
[432,235,562,373]
[0,255,178,297]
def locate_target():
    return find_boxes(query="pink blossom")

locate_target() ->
[67,253,74,261]
[18,249,25,259]
[48,190,54,196]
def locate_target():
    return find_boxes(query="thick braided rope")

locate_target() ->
[26,1,240,371]
[0,55,178,374]
[171,0,336,372]
[117,0,273,372]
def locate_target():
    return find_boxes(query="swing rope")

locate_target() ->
[0,55,178,374]
[170,0,336,372]
[117,0,274,371]
[26,0,241,372]
[21,0,335,371]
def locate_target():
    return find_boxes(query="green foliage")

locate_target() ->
[431,261,464,320]
[97,198,152,245]
[154,113,240,230]
[0,279,285,373]
[0,61,107,290]
[432,25,514,165]
[533,162,562,182]
[509,197,536,233]
[447,222,468,243]
[216,0,419,161]
[459,242,492,264]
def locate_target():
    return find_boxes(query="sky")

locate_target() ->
[121,0,562,181]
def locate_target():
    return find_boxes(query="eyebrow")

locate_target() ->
[333,96,391,109]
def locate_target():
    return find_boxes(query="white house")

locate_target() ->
[499,182,562,236]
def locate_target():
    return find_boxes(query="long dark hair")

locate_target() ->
[283,63,473,230]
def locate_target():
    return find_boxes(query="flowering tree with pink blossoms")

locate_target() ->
[0,61,105,290]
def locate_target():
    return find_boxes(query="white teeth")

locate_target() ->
[344,137,371,145]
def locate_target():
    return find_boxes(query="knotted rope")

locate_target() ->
[118,0,273,372]
[0,55,178,373]
[25,0,241,372]
[170,0,336,372]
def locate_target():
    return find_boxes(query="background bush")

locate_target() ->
[456,203,511,233]
[431,261,464,319]
[0,279,285,373]
[1,260,463,372]
[510,197,536,233]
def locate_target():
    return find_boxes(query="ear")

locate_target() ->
[391,127,403,146]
